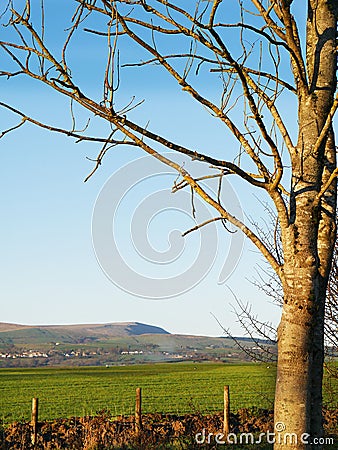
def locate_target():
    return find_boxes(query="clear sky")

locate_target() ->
[0,1,296,337]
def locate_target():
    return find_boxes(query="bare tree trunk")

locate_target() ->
[274,3,337,446]
[274,137,336,447]
[275,271,326,448]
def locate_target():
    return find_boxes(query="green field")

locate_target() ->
[0,362,336,424]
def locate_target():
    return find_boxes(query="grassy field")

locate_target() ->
[0,362,336,424]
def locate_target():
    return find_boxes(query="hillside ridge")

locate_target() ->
[0,321,169,340]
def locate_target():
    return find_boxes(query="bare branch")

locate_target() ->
[181,217,224,237]
[0,117,26,138]
[210,66,296,93]
[114,9,273,183]
[315,168,338,205]
[108,117,282,275]
[0,101,135,147]
[313,93,338,158]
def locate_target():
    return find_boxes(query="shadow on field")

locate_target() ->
[0,408,337,449]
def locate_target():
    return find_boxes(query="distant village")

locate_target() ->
[0,344,241,366]
[1,350,49,359]
[0,348,225,360]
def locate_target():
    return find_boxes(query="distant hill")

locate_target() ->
[0,321,277,368]
[0,322,169,345]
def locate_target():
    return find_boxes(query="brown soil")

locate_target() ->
[0,408,337,449]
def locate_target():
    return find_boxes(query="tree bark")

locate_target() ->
[274,2,337,448]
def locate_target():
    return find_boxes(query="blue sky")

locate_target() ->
[1,93,279,336]
[0,0,303,337]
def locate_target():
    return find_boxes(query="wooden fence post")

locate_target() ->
[223,386,230,438]
[135,387,142,434]
[31,397,38,447]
